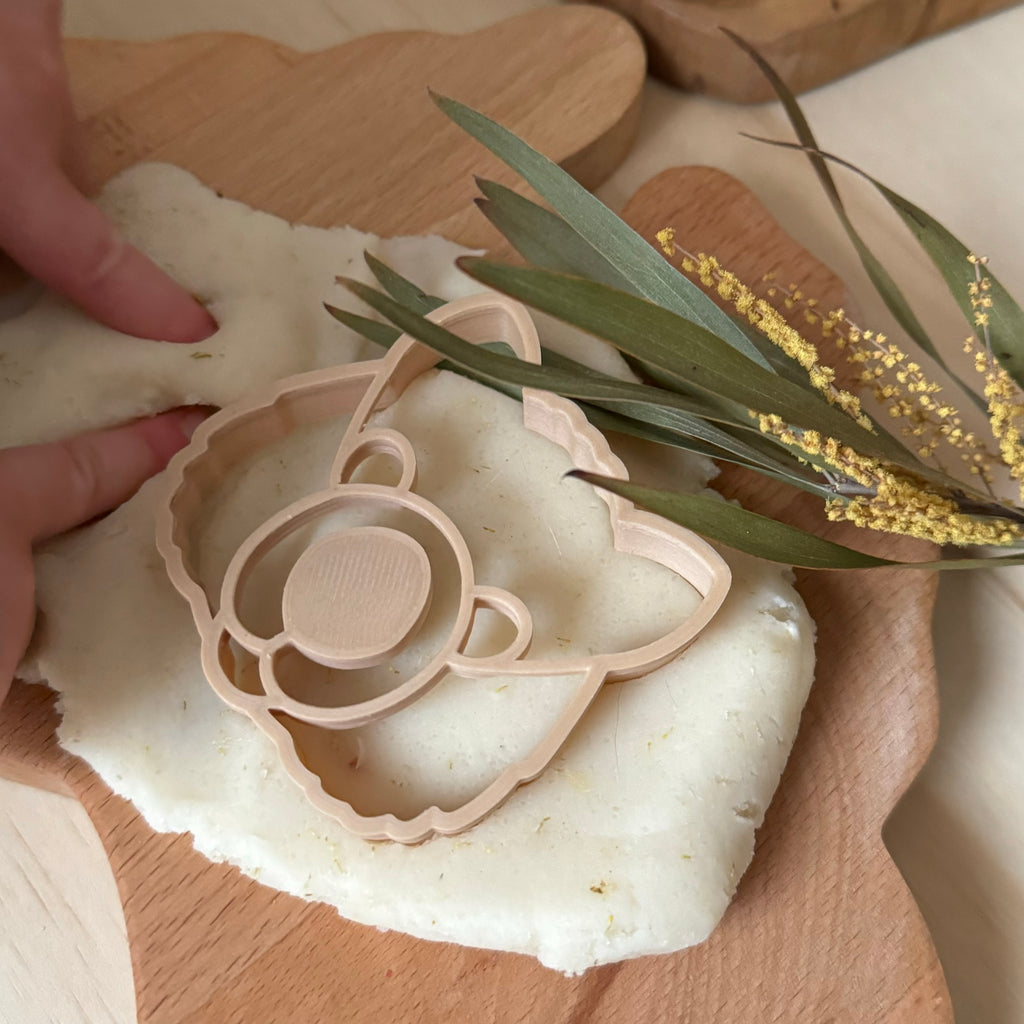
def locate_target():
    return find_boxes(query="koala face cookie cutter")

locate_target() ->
[157,293,731,843]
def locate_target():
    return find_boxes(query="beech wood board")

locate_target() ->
[589,0,1020,101]
[0,9,952,1023]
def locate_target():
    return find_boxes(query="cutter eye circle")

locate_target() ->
[281,526,432,670]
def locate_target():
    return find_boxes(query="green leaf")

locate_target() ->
[580,395,827,486]
[331,265,735,428]
[535,363,829,491]
[726,30,984,408]
[360,251,758,431]
[723,30,838,208]
[582,406,836,496]
[862,180,1024,392]
[323,304,401,347]
[348,253,777,437]
[577,400,808,480]
[325,301,525,400]
[571,471,894,568]
[338,276,787,430]
[326,290,1024,570]
[337,258,986,500]
[474,179,634,292]
[745,133,1024,402]
[364,252,446,314]
[455,257,928,471]
[327,285,829,488]
[336,277,852,489]
[927,552,1024,570]
[570,471,1024,571]
[538,346,759,431]
[432,92,772,369]
[328,290,835,494]
[473,185,767,405]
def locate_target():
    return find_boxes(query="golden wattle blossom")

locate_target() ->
[962,256,1024,501]
[657,230,1024,548]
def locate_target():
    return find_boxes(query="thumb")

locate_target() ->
[0,166,216,343]
[0,407,210,545]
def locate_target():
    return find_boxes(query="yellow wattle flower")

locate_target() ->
[657,233,1024,547]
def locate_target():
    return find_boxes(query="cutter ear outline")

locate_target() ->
[157,293,731,843]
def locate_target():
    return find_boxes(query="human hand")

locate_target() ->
[0,409,209,702]
[0,4,219,701]
[0,0,215,341]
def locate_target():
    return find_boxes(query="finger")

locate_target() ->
[0,539,34,701]
[0,166,216,343]
[0,407,210,544]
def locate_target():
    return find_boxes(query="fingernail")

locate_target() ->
[192,303,219,341]
[188,294,219,342]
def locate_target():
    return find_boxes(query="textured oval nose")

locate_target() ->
[282,526,432,669]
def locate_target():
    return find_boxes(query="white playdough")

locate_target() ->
[5,165,815,974]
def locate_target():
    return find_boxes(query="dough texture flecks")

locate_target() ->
[7,165,815,974]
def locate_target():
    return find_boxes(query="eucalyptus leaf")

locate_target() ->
[334,283,810,482]
[331,265,743,428]
[570,471,1024,570]
[456,257,927,472]
[325,301,522,400]
[575,393,825,484]
[364,252,446,314]
[878,191,1024,387]
[339,277,777,423]
[337,257,985,500]
[334,274,922,500]
[836,162,1024,392]
[462,62,809,390]
[927,553,1024,570]
[571,471,894,568]
[474,180,634,292]
[473,185,753,402]
[536,344,745,423]
[325,294,826,488]
[327,289,1021,567]
[539,347,763,434]
[327,294,833,494]
[350,254,768,433]
[725,29,983,407]
[323,304,401,348]
[575,403,830,491]
[432,92,772,369]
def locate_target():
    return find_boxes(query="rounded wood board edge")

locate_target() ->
[62,5,646,248]
[587,0,1019,101]
[620,163,952,1020]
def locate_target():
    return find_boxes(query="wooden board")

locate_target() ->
[588,0,1020,101]
[64,7,644,249]
[0,10,952,1023]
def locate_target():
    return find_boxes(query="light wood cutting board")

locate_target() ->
[0,8,952,1022]
[589,0,1020,101]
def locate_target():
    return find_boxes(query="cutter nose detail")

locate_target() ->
[282,525,433,670]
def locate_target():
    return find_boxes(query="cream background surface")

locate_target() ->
[2,1,1023,1021]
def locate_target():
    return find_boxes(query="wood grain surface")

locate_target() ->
[0,9,951,1022]
[588,0,1020,101]
[64,7,644,248]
